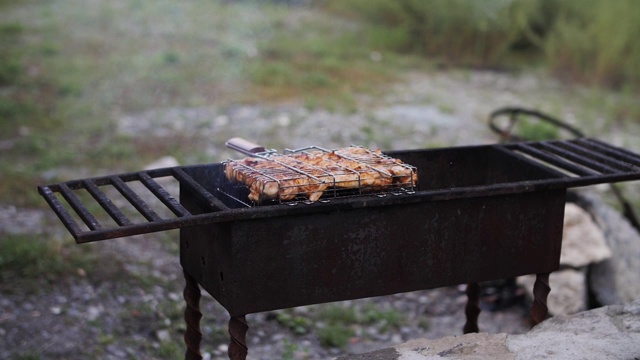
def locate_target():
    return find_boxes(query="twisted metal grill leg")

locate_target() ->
[530,272,550,327]
[463,282,481,334]
[184,271,203,360]
[228,316,248,360]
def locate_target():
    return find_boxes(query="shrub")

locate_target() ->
[324,0,640,90]
[543,0,640,89]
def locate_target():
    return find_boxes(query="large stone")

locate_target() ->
[336,333,513,360]
[560,202,610,267]
[337,300,640,360]
[506,300,640,360]
[517,269,587,316]
[572,191,640,305]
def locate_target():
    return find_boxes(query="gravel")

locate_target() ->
[2,68,638,359]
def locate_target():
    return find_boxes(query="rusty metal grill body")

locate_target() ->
[38,138,640,359]
[180,143,569,316]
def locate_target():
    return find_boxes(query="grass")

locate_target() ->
[274,303,407,349]
[0,234,83,285]
[325,0,640,93]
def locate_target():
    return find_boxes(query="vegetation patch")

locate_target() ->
[275,303,407,349]
[325,0,640,93]
[0,234,94,288]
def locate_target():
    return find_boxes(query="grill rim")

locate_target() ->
[38,138,640,243]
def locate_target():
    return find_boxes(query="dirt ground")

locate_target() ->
[2,69,638,359]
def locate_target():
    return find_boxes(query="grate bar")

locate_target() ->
[58,183,103,231]
[111,176,162,222]
[553,140,638,172]
[579,138,640,168]
[138,172,190,217]
[534,141,619,174]
[513,143,599,176]
[38,185,84,237]
[83,179,133,226]
[172,168,229,211]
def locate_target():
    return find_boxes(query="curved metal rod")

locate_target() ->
[489,107,640,230]
[488,107,586,142]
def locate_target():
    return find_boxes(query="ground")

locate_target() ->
[2,68,639,360]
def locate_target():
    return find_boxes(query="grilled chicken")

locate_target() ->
[224,146,418,203]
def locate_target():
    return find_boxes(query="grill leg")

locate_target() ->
[183,271,203,360]
[463,282,481,334]
[228,315,249,360]
[530,272,550,326]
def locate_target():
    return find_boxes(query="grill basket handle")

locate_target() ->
[225,137,266,156]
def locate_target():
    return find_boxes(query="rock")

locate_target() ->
[560,203,610,267]
[572,191,640,305]
[506,301,640,360]
[86,305,102,322]
[517,269,587,316]
[398,332,513,359]
[155,329,171,342]
[338,300,640,360]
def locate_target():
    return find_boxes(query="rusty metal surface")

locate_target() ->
[181,188,566,316]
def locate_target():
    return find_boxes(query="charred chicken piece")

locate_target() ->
[224,146,418,204]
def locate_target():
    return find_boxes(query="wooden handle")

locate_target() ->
[225,138,266,155]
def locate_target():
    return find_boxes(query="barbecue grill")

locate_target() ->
[38,137,640,360]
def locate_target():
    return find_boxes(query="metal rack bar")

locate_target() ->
[534,141,619,174]
[552,140,636,172]
[38,185,84,238]
[58,183,102,231]
[138,172,190,217]
[579,138,640,168]
[511,143,599,176]
[111,176,162,222]
[83,179,133,226]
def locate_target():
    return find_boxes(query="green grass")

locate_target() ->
[543,0,640,89]
[325,0,640,93]
[276,311,314,335]
[0,233,95,287]
[317,323,355,349]
[314,304,406,348]
[0,234,63,279]
[274,303,407,349]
